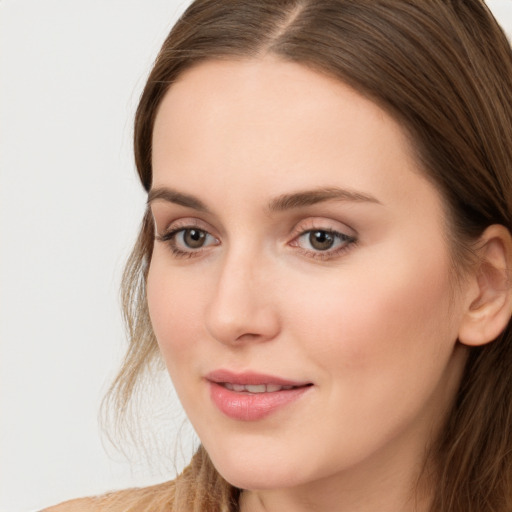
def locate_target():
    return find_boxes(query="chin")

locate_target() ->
[207,448,311,491]
[218,467,300,492]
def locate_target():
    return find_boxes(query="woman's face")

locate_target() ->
[147,58,469,492]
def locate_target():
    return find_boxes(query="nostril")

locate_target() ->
[235,332,263,342]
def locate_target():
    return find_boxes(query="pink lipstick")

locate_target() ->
[206,370,312,421]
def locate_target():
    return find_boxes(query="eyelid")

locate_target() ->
[288,218,358,261]
[156,217,214,238]
[154,217,221,259]
[289,217,357,239]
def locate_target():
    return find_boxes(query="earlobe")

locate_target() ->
[458,225,512,347]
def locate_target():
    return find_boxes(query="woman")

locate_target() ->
[47,0,512,511]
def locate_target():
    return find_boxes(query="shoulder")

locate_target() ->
[41,481,177,512]
[42,497,105,512]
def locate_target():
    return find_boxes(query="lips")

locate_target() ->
[206,369,310,387]
[223,383,296,393]
[206,370,312,421]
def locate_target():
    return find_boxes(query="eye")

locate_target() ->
[291,228,356,260]
[303,230,339,251]
[178,228,210,249]
[156,226,219,257]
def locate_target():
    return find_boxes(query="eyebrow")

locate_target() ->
[147,186,381,212]
[268,187,381,212]
[147,187,210,212]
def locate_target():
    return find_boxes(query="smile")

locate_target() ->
[206,370,313,421]
[221,383,296,393]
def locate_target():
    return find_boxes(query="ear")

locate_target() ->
[458,225,512,347]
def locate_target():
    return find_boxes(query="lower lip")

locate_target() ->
[208,382,311,421]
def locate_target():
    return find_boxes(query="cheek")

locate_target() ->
[285,245,458,382]
[146,255,207,373]
[273,247,463,465]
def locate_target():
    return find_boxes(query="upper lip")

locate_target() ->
[206,369,311,387]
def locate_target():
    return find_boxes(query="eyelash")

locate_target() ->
[155,224,357,261]
[290,228,357,261]
[156,223,219,259]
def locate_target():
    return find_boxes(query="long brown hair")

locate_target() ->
[104,1,512,510]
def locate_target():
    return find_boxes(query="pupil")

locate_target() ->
[310,230,334,251]
[184,229,206,248]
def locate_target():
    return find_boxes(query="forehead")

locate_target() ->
[153,58,409,162]
[151,57,439,219]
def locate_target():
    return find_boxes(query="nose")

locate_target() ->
[205,250,281,346]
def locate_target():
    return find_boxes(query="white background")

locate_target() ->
[1,1,511,511]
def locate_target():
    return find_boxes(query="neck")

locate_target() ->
[239,456,433,512]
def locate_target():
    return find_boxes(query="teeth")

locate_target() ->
[223,383,295,393]
[245,384,267,393]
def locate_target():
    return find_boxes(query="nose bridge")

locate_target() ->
[205,242,279,345]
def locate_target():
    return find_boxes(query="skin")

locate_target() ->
[147,58,473,512]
